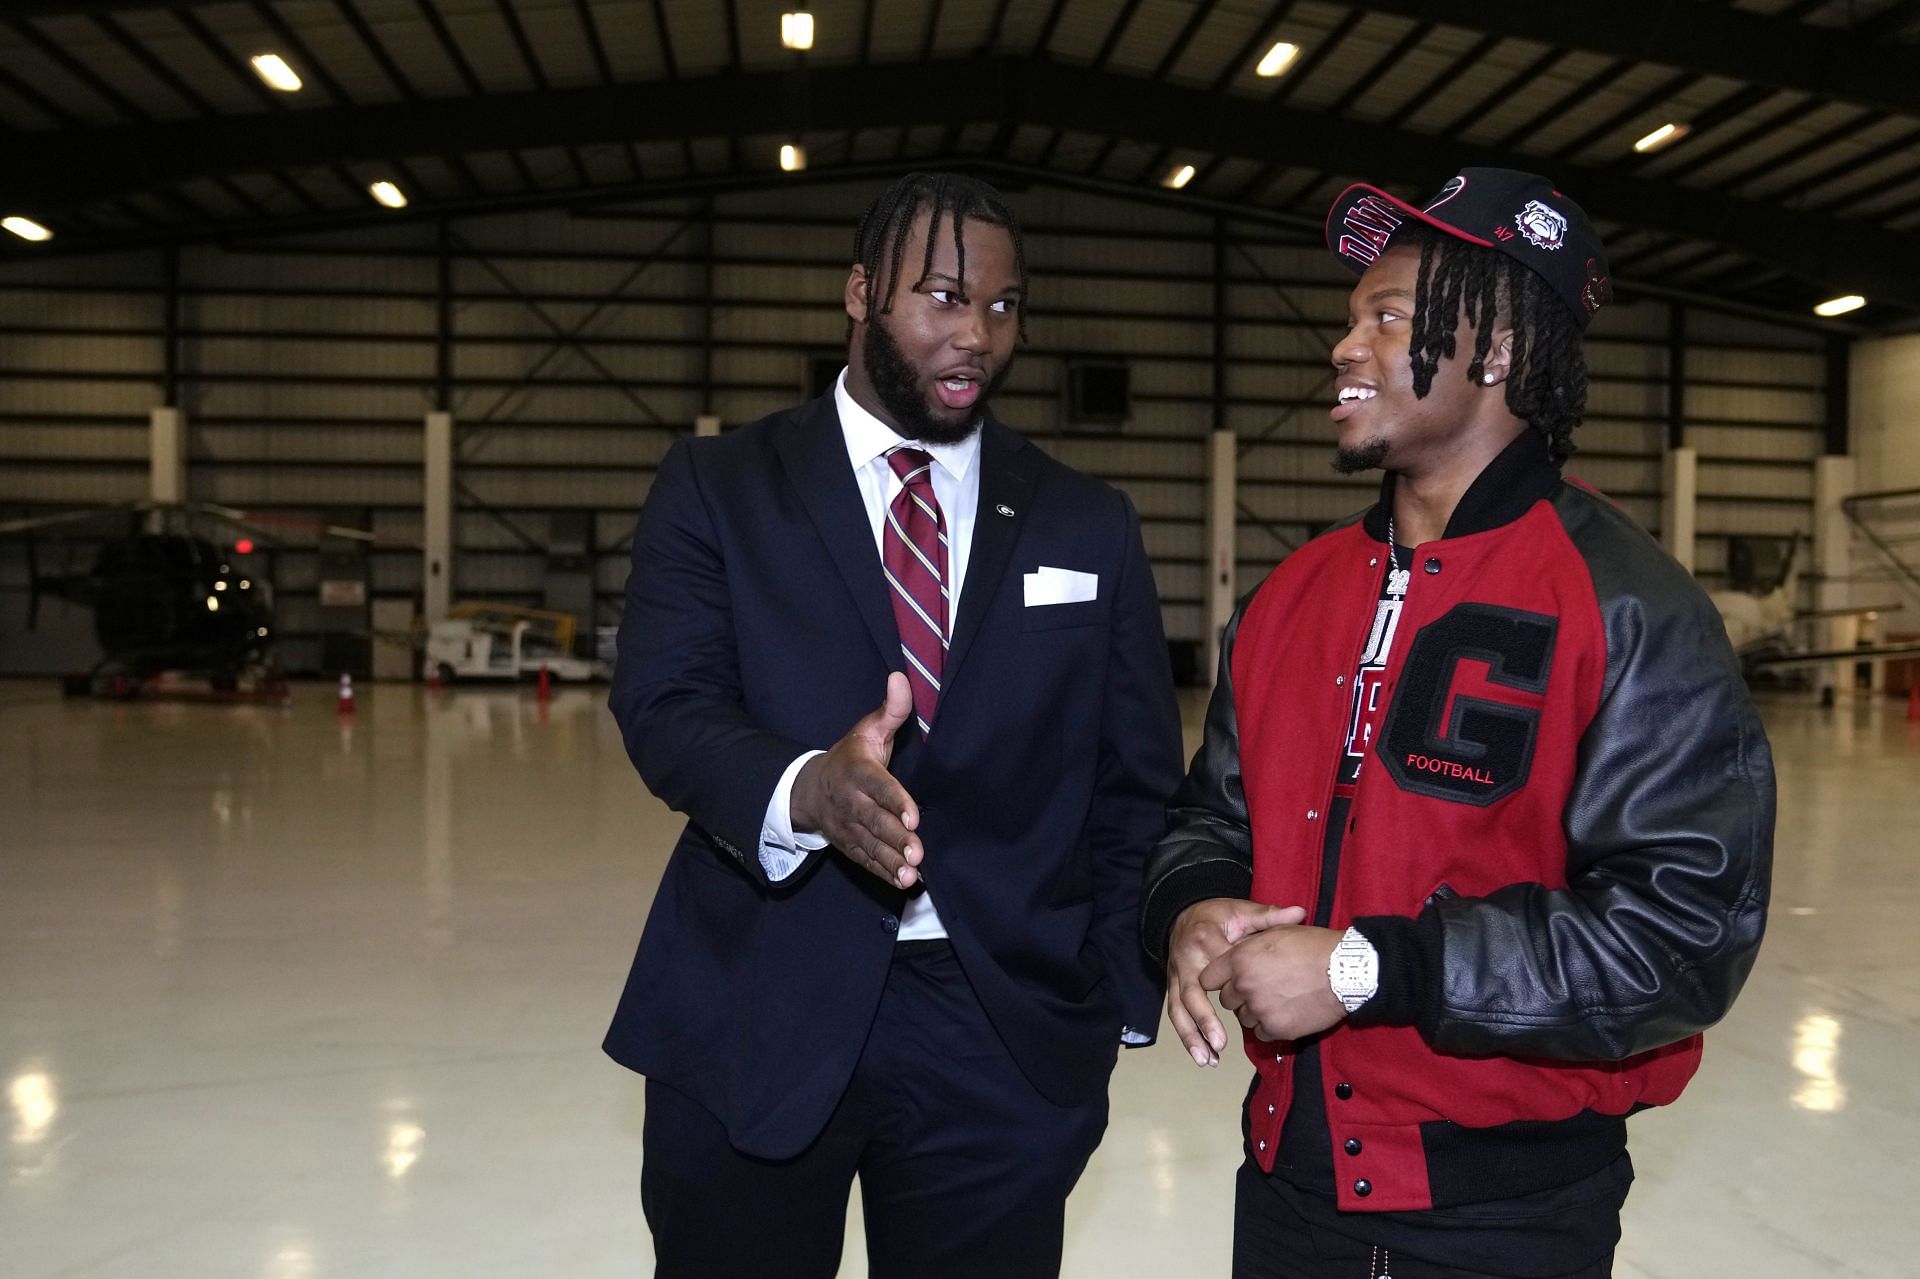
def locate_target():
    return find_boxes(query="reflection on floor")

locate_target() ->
[0,683,1914,1278]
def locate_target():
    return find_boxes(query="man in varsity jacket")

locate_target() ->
[1141,168,1774,1278]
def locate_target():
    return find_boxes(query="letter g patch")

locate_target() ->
[1378,604,1556,806]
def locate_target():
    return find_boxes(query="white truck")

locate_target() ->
[426,611,607,684]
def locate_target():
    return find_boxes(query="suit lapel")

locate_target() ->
[772,396,899,667]
[944,416,1035,687]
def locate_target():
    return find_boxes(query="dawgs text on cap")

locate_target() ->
[1325,167,1612,327]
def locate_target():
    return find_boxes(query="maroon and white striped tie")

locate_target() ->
[883,447,949,735]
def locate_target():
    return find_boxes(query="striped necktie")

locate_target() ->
[883,447,949,736]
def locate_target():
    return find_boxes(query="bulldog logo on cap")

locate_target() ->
[1323,168,1609,328]
[1515,200,1568,251]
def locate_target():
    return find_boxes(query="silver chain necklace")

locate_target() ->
[1384,512,1410,599]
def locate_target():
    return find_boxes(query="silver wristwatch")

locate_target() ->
[1327,925,1380,1014]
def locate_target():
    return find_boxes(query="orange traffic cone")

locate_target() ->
[537,662,552,703]
[337,672,356,716]
[1907,683,1919,723]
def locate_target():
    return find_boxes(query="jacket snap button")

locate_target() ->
[1354,1179,1372,1197]
[1267,1104,1276,1115]
[1307,809,1318,821]
[1335,1083,1353,1100]
[1258,1140,1267,1152]
[881,914,899,932]
[1345,1138,1362,1155]
[1336,675,1345,686]
[1424,557,1441,575]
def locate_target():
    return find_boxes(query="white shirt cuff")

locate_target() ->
[759,750,830,881]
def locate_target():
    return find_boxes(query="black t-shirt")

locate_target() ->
[1273,543,1407,1193]
[1262,545,1628,1273]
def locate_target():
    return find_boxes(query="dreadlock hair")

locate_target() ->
[849,172,1029,342]
[1398,224,1589,464]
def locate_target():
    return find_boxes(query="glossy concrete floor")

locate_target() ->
[1,681,1915,1278]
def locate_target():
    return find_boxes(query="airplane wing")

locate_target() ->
[1790,604,1905,622]
[1745,641,1920,669]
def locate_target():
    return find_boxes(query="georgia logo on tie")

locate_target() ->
[1514,200,1568,251]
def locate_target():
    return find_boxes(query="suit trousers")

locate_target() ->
[641,941,1110,1279]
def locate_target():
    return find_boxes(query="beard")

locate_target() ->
[862,315,1012,446]
[1333,437,1391,474]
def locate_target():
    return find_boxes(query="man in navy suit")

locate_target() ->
[604,172,1184,1278]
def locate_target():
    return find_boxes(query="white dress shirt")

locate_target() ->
[757,369,981,941]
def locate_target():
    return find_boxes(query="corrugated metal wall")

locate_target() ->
[0,179,1829,674]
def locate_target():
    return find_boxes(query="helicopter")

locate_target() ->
[1,501,377,699]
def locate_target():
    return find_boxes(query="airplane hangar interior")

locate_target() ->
[3,2,1918,1276]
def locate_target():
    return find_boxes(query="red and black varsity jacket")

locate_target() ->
[1142,430,1773,1213]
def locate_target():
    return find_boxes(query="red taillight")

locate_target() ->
[235,539,255,554]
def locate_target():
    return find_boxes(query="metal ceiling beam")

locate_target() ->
[14,0,1919,103]
[0,147,1870,333]
[1319,0,1920,118]
[1860,0,1920,41]
[5,55,1917,307]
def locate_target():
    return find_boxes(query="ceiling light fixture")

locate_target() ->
[780,144,807,173]
[249,53,303,93]
[781,11,815,51]
[1256,42,1300,77]
[368,181,408,210]
[1632,122,1689,154]
[2,216,52,242]
[1813,294,1866,318]
[1165,164,1196,190]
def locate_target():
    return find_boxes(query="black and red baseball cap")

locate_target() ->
[1325,168,1612,327]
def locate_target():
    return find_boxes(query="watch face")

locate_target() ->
[1331,937,1378,1004]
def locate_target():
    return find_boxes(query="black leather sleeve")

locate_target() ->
[1358,493,1774,1060]
[1140,600,1257,965]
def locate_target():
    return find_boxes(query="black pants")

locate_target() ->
[641,942,1110,1279]
[1233,1156,1627,1279]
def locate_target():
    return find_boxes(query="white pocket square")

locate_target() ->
[1024,566,1098,607]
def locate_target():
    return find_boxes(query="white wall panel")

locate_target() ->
[1698,463,1816,500]
[0,192,1838,667]
[1690,348,1824,386]
[1687,424,1822,460]
[1696,501,1815,536]
[1691,386,1826,423]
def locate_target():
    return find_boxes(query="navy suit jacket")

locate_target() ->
[603,394,1182,1160]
